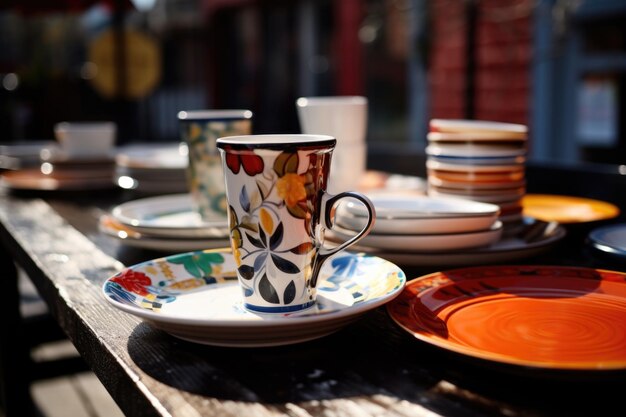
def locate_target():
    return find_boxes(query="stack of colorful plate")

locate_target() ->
[426,119,528,233]
[1,146,116,191]
[331,195,502,253]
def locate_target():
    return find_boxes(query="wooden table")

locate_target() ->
[1,166,625,417]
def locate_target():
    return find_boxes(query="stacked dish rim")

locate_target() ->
[333,195,502,252]
[426,119,528,232]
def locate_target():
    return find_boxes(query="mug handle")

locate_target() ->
[311,191,376,287]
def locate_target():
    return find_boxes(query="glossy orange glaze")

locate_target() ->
[388,265,626,370]
[522,194,620,224]
[428,169,525,183]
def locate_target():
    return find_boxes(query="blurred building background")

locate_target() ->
[1,0,625,165]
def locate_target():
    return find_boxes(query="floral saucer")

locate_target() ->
[102,249,406,347]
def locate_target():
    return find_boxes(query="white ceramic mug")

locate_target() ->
[296,96,368,193]
[217,134,375,313]
[53,121,116,156]
[178,110,253,222]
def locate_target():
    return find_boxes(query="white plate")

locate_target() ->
[352,220,565,267]
[344,194,500,220]
[425,143,527,158]
[429,119,528,134]
[336,203,498,235]
[115,143,188,169]
[428,188,524,204]
[328,221,503,252]
[99,214,229,252]
[111,194,228,238]
[102,250,406,347]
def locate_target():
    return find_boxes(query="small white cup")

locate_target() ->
[296,96,368,193]
[296,96,368,145]
[53,122,116,156]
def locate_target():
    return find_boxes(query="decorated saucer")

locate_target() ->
[102,249,406,347]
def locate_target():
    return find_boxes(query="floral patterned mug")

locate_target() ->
[178,110,253,221]
[217,134,375,313]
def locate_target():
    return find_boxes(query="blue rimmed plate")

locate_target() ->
[102,249,405,347]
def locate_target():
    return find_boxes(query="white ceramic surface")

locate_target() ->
[115,143,188,169]
[296,96,368,193]
[102,250,405,347]
[429,119,528,134]
[425,143,527,158]
[111,194,228,238]
[350,220,566,267]
[328,221,503,252]
[345,194,500,219]
[428,188,524,204]
[99,214,230,252]
[296,96,367,145]
[329,141,367,193]
[54,122,116,156]
[335,197,499,235]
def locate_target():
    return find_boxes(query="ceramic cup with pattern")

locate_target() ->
[217,134,375,313]
[178,110,253,221]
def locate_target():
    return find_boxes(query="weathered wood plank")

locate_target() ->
[31,376,92,417]
[1,193,624,417]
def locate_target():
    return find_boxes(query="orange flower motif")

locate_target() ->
[276,173,307,207]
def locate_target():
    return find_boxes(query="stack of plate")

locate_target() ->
[114,143,189,194]
[331,195,502,253]
[426,119,528,232]
[100,194,230,251]
[1,146,116,191]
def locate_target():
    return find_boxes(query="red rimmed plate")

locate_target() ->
[387,265,626,370]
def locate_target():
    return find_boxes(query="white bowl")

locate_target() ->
[336,204,498,235]
[344,194,500,219]
[329,221,503,252]
[54,122,116,156]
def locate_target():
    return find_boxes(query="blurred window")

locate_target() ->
[0,0,416,147]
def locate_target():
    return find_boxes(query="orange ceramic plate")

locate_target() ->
[387,265,626,370]
[522,194,619,224]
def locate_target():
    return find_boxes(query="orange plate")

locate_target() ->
[387,265,626,370]
[522,194,620,224]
